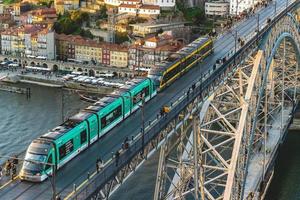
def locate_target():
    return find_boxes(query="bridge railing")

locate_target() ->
[69,1,300,199]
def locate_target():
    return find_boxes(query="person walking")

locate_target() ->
[115,151,120,167]
[96,158,103,173]
[0,166,3,180]
[5,160,11,176]
[11,163,17,180]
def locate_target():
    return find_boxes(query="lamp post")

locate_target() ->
[256,13,260,41]
[229,30,238,65]
[125,94,146,153]
[140,94,145,154]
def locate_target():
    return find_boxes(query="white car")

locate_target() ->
[84,78,92,83]
[91,79,98,84]
[77,77,87,82]
[73,76,82,81]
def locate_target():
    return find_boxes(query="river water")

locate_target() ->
[0,84,299,199]
[265,130,300,200]
[0,84,89,164]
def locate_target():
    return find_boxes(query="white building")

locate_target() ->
[104,0,120,6]
[143,0,175,8]
[1,29,25,56]
[36,30,55,60]
[118,4,160,16]
[0,26,55,59]
[230,0,258,15]
[120,0,140,5]
[1,33,12,55]
[205,1,229,16]
[105,0,175,8]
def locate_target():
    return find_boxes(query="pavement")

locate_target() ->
[0,0,295,199]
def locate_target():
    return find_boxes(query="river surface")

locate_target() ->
[0,84,89,164]
[266,130,300,200]
[0,84,300,199]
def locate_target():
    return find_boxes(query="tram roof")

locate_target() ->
[69,111,94,122]
[41,125,71,140]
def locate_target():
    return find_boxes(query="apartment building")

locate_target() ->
[205,0,230,16]
[128,33,182,69]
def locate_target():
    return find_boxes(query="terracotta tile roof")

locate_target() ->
[140,4,160,10]
[119,3,138,8]
[120,0,140,2]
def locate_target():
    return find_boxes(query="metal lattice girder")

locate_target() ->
[200,51,264,200]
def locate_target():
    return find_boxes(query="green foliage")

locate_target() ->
[115,32,129,44]
[128,17,147,24]
[176,1,206,26]
[38,0,53,7]
[3,0,20,4]
[79,29,94,39]
[99,5,108,19]
[54,11,93,38]
[156,28,164,35]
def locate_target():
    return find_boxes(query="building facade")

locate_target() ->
[230,0,258,15]
[205,1,229,16]
[75,41,103,63]
[56,34,129,68]
[128,33,182,69]
[118,3,160,17]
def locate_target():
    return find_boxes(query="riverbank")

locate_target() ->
[0,69,117,94]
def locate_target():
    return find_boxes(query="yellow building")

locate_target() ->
[55,1,65,15]
[110,45,128,68]
[54,0,80,14]
[75,40,103,63]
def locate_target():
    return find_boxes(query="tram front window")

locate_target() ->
[23,153,47,174]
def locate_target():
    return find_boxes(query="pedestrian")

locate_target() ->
[187,89,190,99]
[115,151,120,167]
[96,157,103,173]
[11,163,16,180]
[5,160,11,176]
[160,107,164,116]
[0,166,3,180]
[13,155,18,165]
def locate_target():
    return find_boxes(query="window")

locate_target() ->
[59,139,74,160]
[101,105,122,129]
[133,86,149,105]
[44,154,52,171]
[80,130,87,144]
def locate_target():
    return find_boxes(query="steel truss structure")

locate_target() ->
[153,13,300,200]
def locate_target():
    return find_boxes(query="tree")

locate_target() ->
[156,28,164,35]
[99,5,108,19]
[115,32,129,44]
[80,29,94,39]
[193,8,206,25]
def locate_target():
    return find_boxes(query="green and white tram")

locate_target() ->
[20,78,156,182]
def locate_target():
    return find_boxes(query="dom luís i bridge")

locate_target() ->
[0,0,300,199]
